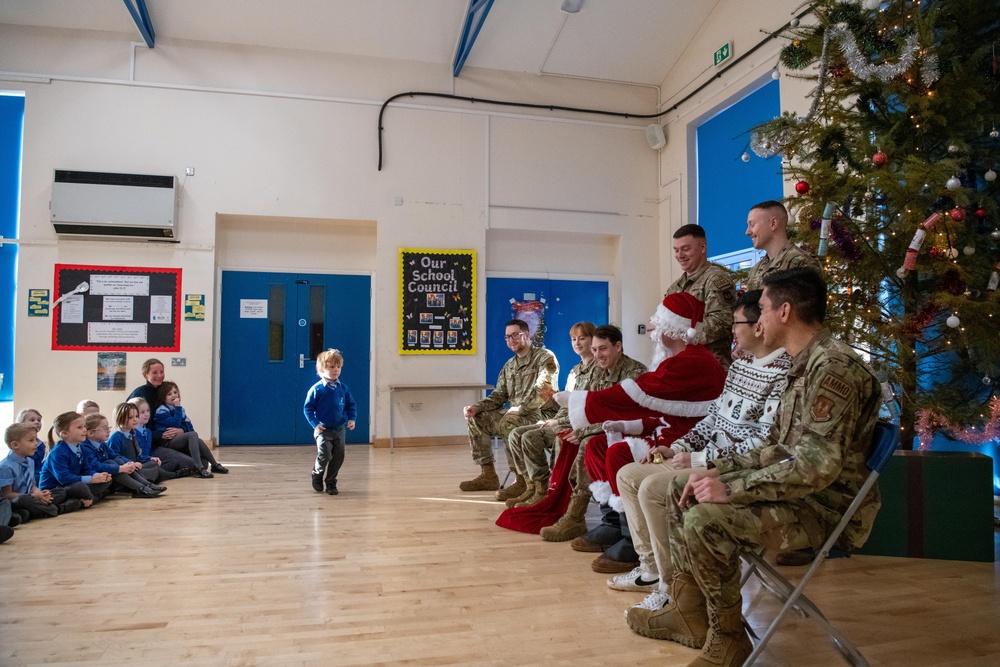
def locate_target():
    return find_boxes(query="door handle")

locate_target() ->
[299,353,305,369]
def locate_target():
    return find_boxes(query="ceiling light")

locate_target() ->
[561,0,585,14]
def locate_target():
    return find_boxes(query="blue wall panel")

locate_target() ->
[0,94,24,401]
[697,80,783,258]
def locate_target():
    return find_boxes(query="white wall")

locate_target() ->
[2,23,660,443]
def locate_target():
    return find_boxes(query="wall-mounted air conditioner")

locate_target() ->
[50,170,179,242]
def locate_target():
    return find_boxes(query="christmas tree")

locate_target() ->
[751,0,1000,447]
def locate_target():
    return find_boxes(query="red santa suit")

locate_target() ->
[564,292,727,510]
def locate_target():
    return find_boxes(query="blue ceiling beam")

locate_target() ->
[122,0,155,48]
[452,0,495,78]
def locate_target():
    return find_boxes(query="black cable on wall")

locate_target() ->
[376,8,812,171]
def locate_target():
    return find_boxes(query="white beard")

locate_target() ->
[649,333,673,368]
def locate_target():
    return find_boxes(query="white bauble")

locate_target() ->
[986,169,997,182]
[963,246,976,256]
[946,315,960,328]
[946,176,962,190]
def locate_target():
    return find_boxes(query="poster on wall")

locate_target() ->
[51,264,182,352]
[399,248,476,354]
[96,352,127,391]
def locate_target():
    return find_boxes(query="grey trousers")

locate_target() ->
[314,426,346,485]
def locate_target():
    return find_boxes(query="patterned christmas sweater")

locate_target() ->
[670,347,792,468]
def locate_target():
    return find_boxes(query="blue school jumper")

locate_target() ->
[29,440,46,485]
[39,441,102,490]
[154,404,194,438]
[303,379,358,430]
[108,430,152,464]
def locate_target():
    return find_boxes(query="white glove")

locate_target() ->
[604,428,625,444]
[554,391,571,408]
[601,419,644,435]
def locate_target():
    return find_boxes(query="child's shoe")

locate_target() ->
[132,486,162,498]
[210,463,229,474]
[0,525,13,544]
[57,499,83,515]
[195,468,215,479]
[326,483,339,495]
[311,473,324,492]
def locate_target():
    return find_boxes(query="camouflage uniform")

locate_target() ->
[665,329,881,609]
[665,262,736,369]
[508,358,598,482]
[745,242,823,291]
[467,347,559,466]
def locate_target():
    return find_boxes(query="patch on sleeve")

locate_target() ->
[819,374,852,399]
[712,276,736,304]
[810,395,835,422]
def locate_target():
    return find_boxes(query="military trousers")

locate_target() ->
[467,409,539,466]
[507,423,559,481]
[665,472,815,608]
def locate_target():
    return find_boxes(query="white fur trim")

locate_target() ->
[608,494,624,513]
[620,378,715,418]
[568,391,590,430]
[625,436,651,463]
[589,480,613,505]
[652,304,706,345]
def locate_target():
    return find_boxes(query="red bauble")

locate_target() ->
[795,180,810,194]
[950,207,966,221]
[929,247,941,258]
[872,151,888,166]
[976,208,987,218]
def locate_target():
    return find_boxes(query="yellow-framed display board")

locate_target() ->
[399,248,476,354]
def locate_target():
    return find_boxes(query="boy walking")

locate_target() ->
[304,348,357,495]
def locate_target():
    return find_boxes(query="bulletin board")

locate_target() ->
[399,248,476,354]
[52,264,182,352]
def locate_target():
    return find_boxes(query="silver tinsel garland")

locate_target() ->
[829,26,920,82]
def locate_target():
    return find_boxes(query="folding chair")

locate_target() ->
[741,421,901,666]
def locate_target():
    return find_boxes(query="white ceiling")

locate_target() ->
[0,0,721,87]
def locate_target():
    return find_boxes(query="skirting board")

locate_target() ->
[373,436,467,449]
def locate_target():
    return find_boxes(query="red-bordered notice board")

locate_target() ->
[52,264,182,352]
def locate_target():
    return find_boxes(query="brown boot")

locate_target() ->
[515,479,548,507]
[688,600,752,667]
[459,464,500,492]
[540,492,590,542]
[494,474,526,500]
[626,572,708,648]
[505,477,536,507]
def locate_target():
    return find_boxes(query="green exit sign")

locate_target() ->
[713,41,732,67]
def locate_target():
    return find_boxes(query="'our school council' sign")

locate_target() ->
[399,248,476,355]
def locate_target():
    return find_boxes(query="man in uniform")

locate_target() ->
[665,224,736,369]
[745,200,822,290]
[460,319,559,492]
[626,268,882,667]
[500,321,598,507]
[537,325,647,542]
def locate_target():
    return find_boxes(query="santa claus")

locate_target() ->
[557,292,726,514]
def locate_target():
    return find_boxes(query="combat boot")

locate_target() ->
[494,474,526,500]
[504,477,536,507]
[515,479,548,507]
[540,492,590,541]
[688,599,752,667]
[626,572,708,648]
[459,464,501,492]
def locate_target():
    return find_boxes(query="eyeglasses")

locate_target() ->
[504,333,525,341]
[732,320,758,326]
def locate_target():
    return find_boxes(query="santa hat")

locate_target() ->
[651,292,706,344]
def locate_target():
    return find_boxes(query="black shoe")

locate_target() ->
[57,499,84,515]
[15,509,31,524]
[157,469,179,481]
[132,486,162,498]
[196,468,215,479]
[175,468,195,478]
[326,485,339,495]
[0,525,13,544]
[311,473,324,493]
[148,484,168,492]
[210,463,229,474]
[7,513,21,528]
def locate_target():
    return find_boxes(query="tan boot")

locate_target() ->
[459,464,500,492]
[505,478,536,507]
[688,600,752,667]
[494,474,526,500]
[515,479,549,507]
[539,492,590,542]
[626,572,708,648]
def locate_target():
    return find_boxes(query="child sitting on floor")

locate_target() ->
[39,412,113,508]
[82,414,165,498]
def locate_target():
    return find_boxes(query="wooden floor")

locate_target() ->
[1,444,998,667]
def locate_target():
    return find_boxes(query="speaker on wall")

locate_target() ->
[646,124,666,150]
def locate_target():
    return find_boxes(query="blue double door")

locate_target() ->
[219,271,371,445]
[484,277,609,391]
